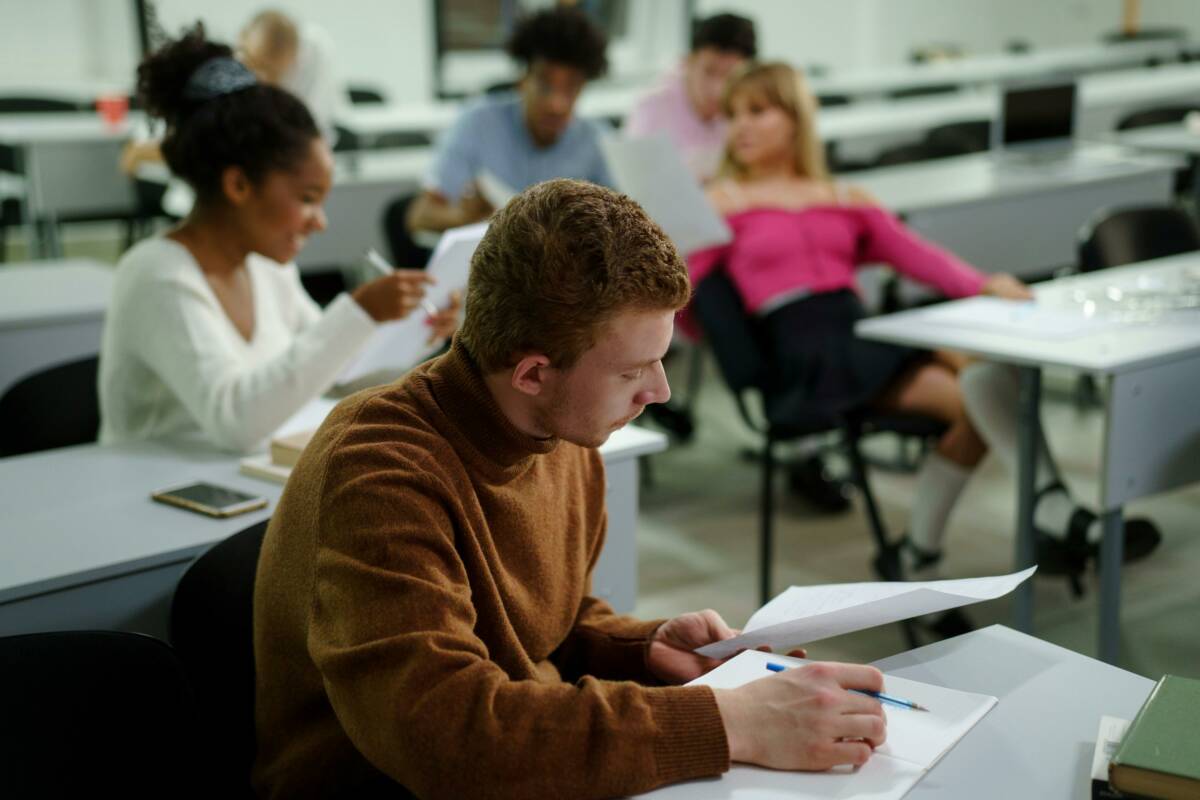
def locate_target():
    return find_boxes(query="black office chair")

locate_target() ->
[0,630,205,797]
[925,120,991,155]
[693,271,944,643]
[347,85,386,105]
[817,93,851,108]
[887,84,959,100]
[1115,105,1199,131]
[0,96,83,113]
[170,518,270,798]
[1078,205,1200,273]
[1116,107,1200,197]
[0,356,100,457]
[0,195,20,262]
[383,193,434,269]
[872,141,956,169]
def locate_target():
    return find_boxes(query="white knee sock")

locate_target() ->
[908,452,972,578]
[959,362,1088,542]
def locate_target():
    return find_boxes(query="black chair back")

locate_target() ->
[0,631,203,797]
[692,270,768,395]
[1116,105,1200,131]
[347,86,386,105]
[170,519,269,797]
[0,356,100,456]
[383,193,434,269]
[0,96,82,113]
[925,120,991,154]
[1078,205,1200,272]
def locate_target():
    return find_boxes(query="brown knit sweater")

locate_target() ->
[252,341,729,799]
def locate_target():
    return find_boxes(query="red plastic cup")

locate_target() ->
[95,93,129,128]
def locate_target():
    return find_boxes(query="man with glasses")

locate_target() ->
[407,7,613,234]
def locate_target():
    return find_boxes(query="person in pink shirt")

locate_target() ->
[689,62,1159,637]
[625,13,756,182]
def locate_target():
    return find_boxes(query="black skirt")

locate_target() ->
[755,289,924,427]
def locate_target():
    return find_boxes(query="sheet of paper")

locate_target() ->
[477,169,517,209]
[338,222,488,382]
[635,650,996,800]
[601,134,732,255]
[696,567,1035,659]
[917,297,1117,339]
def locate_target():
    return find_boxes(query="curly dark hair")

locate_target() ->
[691,12,757,59]
[506,7,608,80]
[135,23,319,204]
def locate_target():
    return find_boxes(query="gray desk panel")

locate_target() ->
[878,625,1153,800]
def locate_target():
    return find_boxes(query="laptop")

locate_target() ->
[992,78,1079,165]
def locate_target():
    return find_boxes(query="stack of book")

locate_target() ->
[238,430,314,485]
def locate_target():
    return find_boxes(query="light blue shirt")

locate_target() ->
[424,92,613,201]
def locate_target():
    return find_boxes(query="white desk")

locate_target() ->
[851,144,1178,278]
[0,422,666,638]
[0,112,143,257]
[0,258,112,396]
[1111,121,1200,156]
[810,39,1185,100]
[636,625,1153,799]
[1079,63,1200,136]
[856,255,1200,663]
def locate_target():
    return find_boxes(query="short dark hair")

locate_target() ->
[507,7,608,80]
[459,180,690,374]
[136,23,319,204]
[691,12,757,59]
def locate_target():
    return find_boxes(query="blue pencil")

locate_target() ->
[764,662,930,711]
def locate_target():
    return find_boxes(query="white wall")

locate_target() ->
[0,0,138,97]
[152,0,436,105]
[694,0,1200,71]
[4,0,1200,103]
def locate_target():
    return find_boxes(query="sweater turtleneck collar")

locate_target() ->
[426,338,559,471]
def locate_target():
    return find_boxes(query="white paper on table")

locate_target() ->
[916,297,1117,339]
[600,134,732,255]
[635,650,996,800]
[476,169,517,209]
[696,567,1035,659]
[338,222,488,382]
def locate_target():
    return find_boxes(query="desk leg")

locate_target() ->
[1097,508,1124,665]
[1012,366,1041,633]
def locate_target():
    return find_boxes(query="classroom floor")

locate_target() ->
[634,346,1200,679]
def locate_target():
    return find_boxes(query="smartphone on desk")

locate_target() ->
[151,481,268,518]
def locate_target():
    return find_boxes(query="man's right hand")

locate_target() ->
[712,661,887,771]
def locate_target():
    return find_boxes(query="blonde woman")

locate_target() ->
[688,62,1158,632]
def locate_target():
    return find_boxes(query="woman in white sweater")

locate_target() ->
[100,26,455,453]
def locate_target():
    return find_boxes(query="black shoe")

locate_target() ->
[1084,516,1163,564]
[872,538,974,644]
[923,608,975,640]
[1034,486,1164,599]
[787,455,852,513]
[644,402,694,443]
[872,535,941,583]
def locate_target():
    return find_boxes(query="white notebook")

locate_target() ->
[636,650,997,800]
